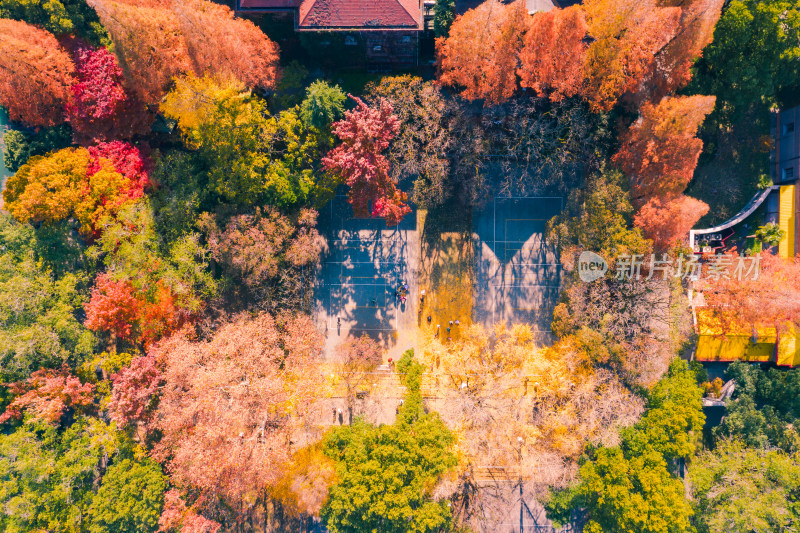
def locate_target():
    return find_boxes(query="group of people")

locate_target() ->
[395,282,410,304]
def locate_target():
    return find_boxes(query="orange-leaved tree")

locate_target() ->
[613,95,716,205]
[3,144,150,238]
[0,19,75,126]
[697,253,800,333]
[437,0,528,105]
[148,312,325,527]
[633,194,709,250]
[84,273,141,342]
[171,0,280,91]
[86,0,280,105]
[518,6,588,102]
[86,0,191,105]
[643,0,724,102]
[581,0,681,111]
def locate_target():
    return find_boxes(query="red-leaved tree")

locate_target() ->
[518,6,588,102]
[0,367,94,424]
[67,45,127,135]
[613,95,716,206]
[323,96,411,226]
[88,141,151,200]
[84,273,141,342]
[108,354,163,427]
[633,194,709,250]
[158,490,221,533]
[0,19,75,126]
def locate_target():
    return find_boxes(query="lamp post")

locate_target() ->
[517,436,523,533]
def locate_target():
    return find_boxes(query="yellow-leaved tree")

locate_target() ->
[418,323,643,528]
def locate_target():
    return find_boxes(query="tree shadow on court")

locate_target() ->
[315,198,417,351]
[418,200,474,336]
[471,197,562,334]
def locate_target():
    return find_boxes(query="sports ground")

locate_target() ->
[314,195,563,357]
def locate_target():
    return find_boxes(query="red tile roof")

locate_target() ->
[298,0,420,28]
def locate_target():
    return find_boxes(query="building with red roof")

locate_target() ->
[236,0,428,68]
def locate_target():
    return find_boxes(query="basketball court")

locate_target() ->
[473,197,563,333]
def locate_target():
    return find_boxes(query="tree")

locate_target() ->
[87,141,151,200]
[321,350,457,533]
[691,440,800,533]
[67,45,148,140]
[633,194,710,250]
[582,0,681,111]
[644,0,724,102]
[433,0,455,38]
[518,6,588,102]
[86,0,191,105]
[108,354,163,427]
[0,417,122,532]
[2,125,72,173]
[366,75,453,208]
[163,75,326,208]
[613,95,716,205]
[199,207,321,310]
[437,0,527,105]
[547,168,651,265]
[711,362,800,451]
[0,366,94,424]
[621,358,705,464]
[3,148,89,225]
[698,253,800,342]
[0,214,95,381]
[84,273,140,342]
[87,0,281,105]
[158,490,221,533]
[481,97,607,198]
[75,159,139,239]
[334,334,382,424]
[755,222,785,248]
[418,324,643,529]
[88,457,166,533]
[0,0,110,45]
[549,447,694,533]
[0,19,75,126]
[323,96,411,225]
[547,360,703,533]
[150,312,325,527]
[300,80,346,131]
[91,201,217,315]
[3,146,146,238]
[690,0,800,121]
[170,0,280,92]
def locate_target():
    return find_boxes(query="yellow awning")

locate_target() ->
[779,184,796,259]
